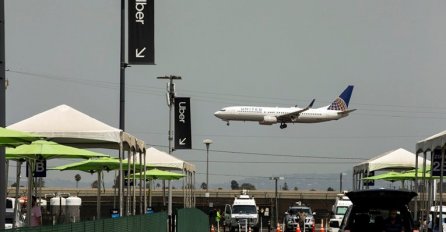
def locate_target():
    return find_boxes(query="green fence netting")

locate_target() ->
[0,212,168,232]
[176,208,209,232]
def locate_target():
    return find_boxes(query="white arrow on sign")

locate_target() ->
[135,47,146,58]
[179,138,187,145]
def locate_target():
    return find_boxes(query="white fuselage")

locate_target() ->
[214,106,346,124]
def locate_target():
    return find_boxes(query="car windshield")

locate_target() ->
[336,206,349,215]
[289,208,311,215]
[232,205,257,214]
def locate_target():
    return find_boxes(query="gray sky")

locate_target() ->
[4,1,446,189]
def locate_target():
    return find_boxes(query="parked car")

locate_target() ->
[428,205,446,232]
[338,189,418,232]
[284,202,315,232]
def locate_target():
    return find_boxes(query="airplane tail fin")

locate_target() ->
[327,85,354,111]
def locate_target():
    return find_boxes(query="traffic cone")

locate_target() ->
[276,223,282,232]
[319,220,325,232]
[295,223,301,232]
[210,224,215,232]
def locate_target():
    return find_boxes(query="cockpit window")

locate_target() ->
[220,109,226,111]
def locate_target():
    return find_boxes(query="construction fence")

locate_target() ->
[2,208,209,232]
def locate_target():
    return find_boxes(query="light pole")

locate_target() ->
[270,176,284,227]
[340,172,346,193]
[157,75,181,232]
[203,139,213,194]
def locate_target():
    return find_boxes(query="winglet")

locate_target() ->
[327,85,354,111]
[309,99,315,108]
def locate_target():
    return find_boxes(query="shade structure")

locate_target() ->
[130,168,185,180]
[7,104,146,217]
[5,140,109,225]
[0,127,41,147]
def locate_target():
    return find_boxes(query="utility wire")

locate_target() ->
[148,144,366,161]
[7,68,446,114]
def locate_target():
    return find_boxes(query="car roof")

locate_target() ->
[346,189,417,208]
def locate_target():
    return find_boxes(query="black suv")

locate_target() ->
[339,189,417,232]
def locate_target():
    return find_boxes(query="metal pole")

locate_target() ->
[275,178,278,227]
[206,146,209,191]
[97,171,101,219]
[118,0,127,218]
[340,173,342,193]
[0,0,6,229]
[119,0,126,131]
[203,139,212,192]
[157,75,181,232]
[440,148,444,232]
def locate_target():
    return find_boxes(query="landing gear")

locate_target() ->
[226,121,230,126]
[280,123,287,129]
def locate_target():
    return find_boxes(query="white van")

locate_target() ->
[223,190,259,232]
[5,197,25,229]
[328,193,352,232]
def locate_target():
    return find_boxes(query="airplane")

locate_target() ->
[214,85,355,129]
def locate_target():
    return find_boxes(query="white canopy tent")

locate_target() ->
[130,147,196,208]
[7,104,146,216]
[415,131,446,229]
[353,148,430,190]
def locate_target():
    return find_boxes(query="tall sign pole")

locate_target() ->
[118,0,125,217]
[0,0,6,229]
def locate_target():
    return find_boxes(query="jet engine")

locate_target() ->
[259,116,277,125]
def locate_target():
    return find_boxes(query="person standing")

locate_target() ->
[216,209,221,232]
[30,196,42,227]
[383,209,404,232]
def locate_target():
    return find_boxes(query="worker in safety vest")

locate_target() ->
[216,209,221,232]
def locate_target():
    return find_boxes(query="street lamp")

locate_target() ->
[203,139,213,194]
[270,176,284,227]
[340,172,347,193]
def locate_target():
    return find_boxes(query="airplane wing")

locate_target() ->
[277,99,315,121]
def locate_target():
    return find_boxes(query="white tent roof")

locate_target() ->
[131,147,196,172]
[416,130,446,152]
[353,148,430,173]
[7,104,142,150]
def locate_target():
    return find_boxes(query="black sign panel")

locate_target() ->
[26,159,47,177]
[432,149,446,176]
[363,171,375,186]
[128,0,154,64]
[175,97,192,149]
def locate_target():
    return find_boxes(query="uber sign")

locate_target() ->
[128,0,154,64]
[175,97,192,149]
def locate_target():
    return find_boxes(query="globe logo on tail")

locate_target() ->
[328,98,347,111]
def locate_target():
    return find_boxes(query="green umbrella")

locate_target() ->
[130,168,185,180]
[6,140,109,225]
[51,157,147,219]
[362,171,402,181]
[0,127,41,147]
[51,157,143,172]
[6,140,109,160]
